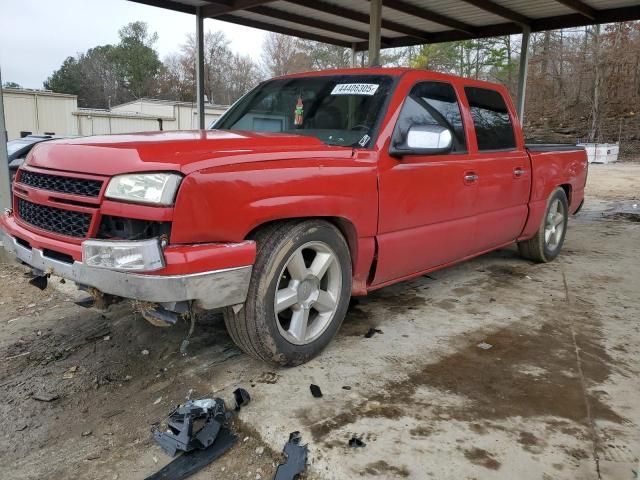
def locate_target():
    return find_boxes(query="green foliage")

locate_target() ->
[44,57,82,95]
[44,22,161,108]
[411,36,517,87]
[2,81,22,89]
[113,21,162,99]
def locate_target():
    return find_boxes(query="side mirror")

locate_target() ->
[390,124,453,157]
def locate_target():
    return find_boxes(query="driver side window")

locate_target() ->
[393,81,467,153]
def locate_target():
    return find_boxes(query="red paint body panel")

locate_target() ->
[7,68,587,296]
[0,213,255,275]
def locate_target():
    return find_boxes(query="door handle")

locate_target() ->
[464,173,479,184]
[513,167,526,178]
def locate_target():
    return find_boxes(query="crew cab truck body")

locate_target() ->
[0,68,587,365]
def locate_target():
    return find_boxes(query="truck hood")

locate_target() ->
[26,130,354,176]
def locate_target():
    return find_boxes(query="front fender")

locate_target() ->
[170,158,378,244]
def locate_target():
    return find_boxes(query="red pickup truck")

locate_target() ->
[0,68,587,365]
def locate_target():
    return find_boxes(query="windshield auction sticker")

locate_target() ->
[331,84,379,96]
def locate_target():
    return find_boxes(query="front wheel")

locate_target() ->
[223,220,352,366]
[518,187,569,263]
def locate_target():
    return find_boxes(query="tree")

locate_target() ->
[44,56,82,95]
[261,33,310,77]
[44,22,162,108]
[2,81,21,89]
[113,21,162,99]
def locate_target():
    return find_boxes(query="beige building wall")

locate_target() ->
[4,90,228,139]
[3,89,78,140]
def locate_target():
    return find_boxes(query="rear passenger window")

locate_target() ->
[464,87,516,151]
[393,81,466,153]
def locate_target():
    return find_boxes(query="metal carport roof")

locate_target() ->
[130,0,640,50]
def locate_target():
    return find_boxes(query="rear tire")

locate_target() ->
[223,220,352,366]
[518,188,569,263]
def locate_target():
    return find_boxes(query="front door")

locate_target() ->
[374,81,479,286]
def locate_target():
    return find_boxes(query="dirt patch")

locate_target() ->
[302,298,621,445]
[360,460,410,477]
[409,425,433,437]
[463,447,501,470]
[607,212,640,222]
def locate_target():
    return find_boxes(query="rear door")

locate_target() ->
[374,80,479,286]
[462,86,531,252]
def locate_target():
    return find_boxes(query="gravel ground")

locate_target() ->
[0,163,638,479]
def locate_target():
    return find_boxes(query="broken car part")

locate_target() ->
[233,388,251,410]
[152,398,229,457]
[348,437,366,448]
[309,384,323,398]
[28,272,48,290]
[364,328,383,338]
[274,431,308,480]
[145,427,237,480]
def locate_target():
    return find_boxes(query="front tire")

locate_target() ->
[518,187,569,263]
[223,220,352,366]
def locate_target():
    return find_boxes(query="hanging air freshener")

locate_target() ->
[294,95,304,127]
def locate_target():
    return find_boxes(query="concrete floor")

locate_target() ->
[0,164,638,479]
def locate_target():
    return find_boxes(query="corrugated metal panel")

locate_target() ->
[267,2,374,37]
[3,91,79,140]
[408,0,506,27]
[232,10,361,43]
[36,95,78,136]
[379,7,450,34]
[498,0,574,19]
[588,0,638,9]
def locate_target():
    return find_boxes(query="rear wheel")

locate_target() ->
[518,188,569,263]
[223,220,352,366]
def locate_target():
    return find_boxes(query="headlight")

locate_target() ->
[105,173,182,206]
[83,238,165,271]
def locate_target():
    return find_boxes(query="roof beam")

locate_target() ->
[129,0,196,14]
[249,5,380,42]
[284,0,432,42]
[553,0,597,20]
[202,0,275,18]
[378,0,476,35]
[458,0,531,26]
[216,13,352,47]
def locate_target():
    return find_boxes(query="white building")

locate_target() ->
[2,88,228,140]
[3,88,78,140]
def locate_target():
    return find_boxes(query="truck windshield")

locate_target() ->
[215,75,394,148]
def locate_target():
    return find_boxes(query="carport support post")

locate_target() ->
[516,26,531,124]
[195,6,206,130]
[0,68,10,211]
[368,0,382,66]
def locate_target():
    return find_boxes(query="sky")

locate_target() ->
[0,0,267,89]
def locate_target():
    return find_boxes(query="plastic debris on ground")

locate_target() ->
[477,342,493,350]
[364,328,383,338]
[348,437,366,448]
[146,389,250,480]
[274,431,308,480]
[309,384,323,398]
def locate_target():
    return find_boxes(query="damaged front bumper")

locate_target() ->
[0,219,254,310]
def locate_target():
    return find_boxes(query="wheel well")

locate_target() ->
[559,184,572,204]
[246,217,359,271]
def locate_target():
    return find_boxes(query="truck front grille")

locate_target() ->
[17,198,91,238]
[19,170,103,197]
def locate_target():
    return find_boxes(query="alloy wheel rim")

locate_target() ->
[544,199,565,250]
[274,241,342,345]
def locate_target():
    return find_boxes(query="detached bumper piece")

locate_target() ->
[152,398,228,456]
[274,431,309,480]
[148,391,251,480]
